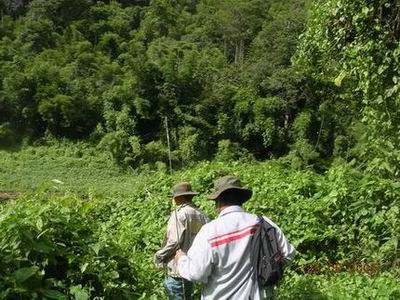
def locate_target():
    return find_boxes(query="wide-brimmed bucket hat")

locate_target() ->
[207,176,252,203]
[172,182,199,198]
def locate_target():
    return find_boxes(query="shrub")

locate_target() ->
[215,139,253,162]
[0,193,137,299]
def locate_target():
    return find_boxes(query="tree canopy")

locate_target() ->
[1,0,399,173]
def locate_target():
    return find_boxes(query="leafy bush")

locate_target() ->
[278,272,400,299]
[0,193,137,299]
[215,139,253,162]
[295,0,400,178]
[0,122,16,147]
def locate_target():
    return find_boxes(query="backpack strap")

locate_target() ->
[258,215,282,257]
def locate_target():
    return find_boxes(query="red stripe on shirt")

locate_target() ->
[208,224,259,242]
[210,226,259,248]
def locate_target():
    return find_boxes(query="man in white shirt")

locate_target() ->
[155,182,209,300]
[175,176,296,300]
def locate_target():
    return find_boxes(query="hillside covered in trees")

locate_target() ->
[0,0,342,166]
[2,0,399,176]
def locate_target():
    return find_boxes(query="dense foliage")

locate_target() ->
[0,146,399,298]
[0,0,326,167]
[0,194,138,299]
[295,0,400,178]
[2,0,399,172]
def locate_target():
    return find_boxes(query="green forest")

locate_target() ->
[0,0,399,299]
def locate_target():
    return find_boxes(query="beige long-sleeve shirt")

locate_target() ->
[155,202,209,277]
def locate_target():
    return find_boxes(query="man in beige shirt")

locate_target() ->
[155,182,209,300]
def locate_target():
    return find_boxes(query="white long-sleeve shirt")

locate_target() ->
[177,205,296,300]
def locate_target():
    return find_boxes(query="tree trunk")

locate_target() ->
[234,41,239,64]
[239,39,244,65]
[283,111,290,144]
[223,39,227,57]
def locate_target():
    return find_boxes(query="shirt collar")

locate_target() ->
[176,202,192,210]
[219,205,244,217]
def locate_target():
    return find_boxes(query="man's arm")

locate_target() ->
[275,226,296,264]
[263,217,296,263]
[154,211,185,267]
[176,226,213,283]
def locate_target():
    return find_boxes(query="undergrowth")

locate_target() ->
[0,145,399,299]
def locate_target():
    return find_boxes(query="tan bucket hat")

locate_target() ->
[207,176,252,202]
[172,182,199,198]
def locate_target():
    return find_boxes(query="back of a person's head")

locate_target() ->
[217,190,243,207]
[174,195,194,205]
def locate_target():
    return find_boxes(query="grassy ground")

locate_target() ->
[1,144,399,299]
[0,143,147,197]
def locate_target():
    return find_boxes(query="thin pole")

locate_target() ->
[164,116,173,174]
[166,117,186,298]
[314,113,325,152]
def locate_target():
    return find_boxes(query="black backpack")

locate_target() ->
[252,216,284,287]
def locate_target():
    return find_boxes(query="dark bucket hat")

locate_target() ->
[172,182,199,198]
[207,176,252,202]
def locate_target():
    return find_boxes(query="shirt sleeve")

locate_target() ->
[177,226,213,283]
[154,210,186,266]
[263,217,296,263]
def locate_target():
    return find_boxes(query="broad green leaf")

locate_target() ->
[70,285,90,300]
[34,240,53,253]
[334,71,346,87]
[91,243,101,255]
[14,266,40,283]
[36,218,43,231]
[80,262,89,273]
[43,289,67,300]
